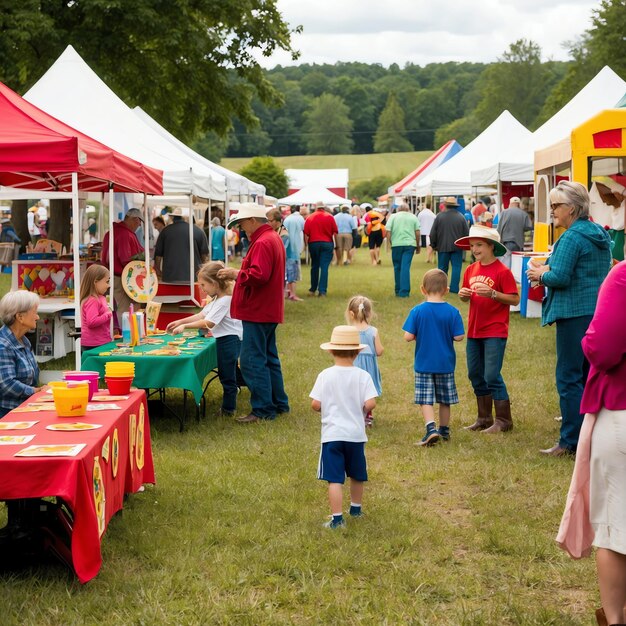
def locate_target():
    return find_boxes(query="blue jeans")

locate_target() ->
[556,315,592,451]
[391,245,416,297]
[437,250,463,293]
[308,241,334,295]
[466,337,509,401]
[240,321,289,419]
[216,334,242,413]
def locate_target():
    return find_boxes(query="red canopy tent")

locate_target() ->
[0,81,162,193]
[0,80,163,368]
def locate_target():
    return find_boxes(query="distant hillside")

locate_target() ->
[221,151,431,187]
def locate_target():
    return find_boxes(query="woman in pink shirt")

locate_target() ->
[557,262,626,625]
[80,264,113,352]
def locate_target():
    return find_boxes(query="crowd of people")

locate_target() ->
[0,182,623,622]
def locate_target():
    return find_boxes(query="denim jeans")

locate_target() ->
[466,337,509,401]
[437,249,463,293]
[308,241,334,295]
[240,321,289,419]
[216,334,242,413]
[556,315,592,451]
[391,245,416,297]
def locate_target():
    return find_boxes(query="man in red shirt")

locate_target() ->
[101,208,144,318]
[218,203,289,423]
[303,202,337,296]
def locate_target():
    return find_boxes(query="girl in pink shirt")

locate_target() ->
[80,264,113,351]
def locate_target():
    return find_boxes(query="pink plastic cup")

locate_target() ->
[64,370,100,401]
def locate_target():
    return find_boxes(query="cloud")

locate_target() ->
[258,0,597,67]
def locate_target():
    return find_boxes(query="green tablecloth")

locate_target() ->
[81,335,217,404]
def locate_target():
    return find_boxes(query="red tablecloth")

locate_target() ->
[0,390,155,583]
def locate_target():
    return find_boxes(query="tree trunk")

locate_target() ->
[47,199,71,250]
[11,200,29,250]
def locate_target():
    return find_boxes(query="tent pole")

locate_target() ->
[188,194,198,305]
[143,193,150,301]
[224,194,230,267]
[108,187,115,331]
[71,172,81,370]
[207,196,212,260]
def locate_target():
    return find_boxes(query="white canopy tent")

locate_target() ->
[277,185,348,205]
[471,66,626,186]
[25,45,228,304]
[413,111,531,197]
[132,106,265,201]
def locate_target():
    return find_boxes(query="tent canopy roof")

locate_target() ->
[285,169,349,190]
[415,111,531,196]
[0,80,162,193]
[277,184,347,205]
[24,45,225,199]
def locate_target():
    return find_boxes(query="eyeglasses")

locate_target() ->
[550,203,567,211]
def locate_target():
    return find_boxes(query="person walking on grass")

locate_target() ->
[303,202,337,297]
[310,325,378,529]
[346,295,383,428]
[403,269,465,446]
[457,226,520,434]
[385,203,421,298]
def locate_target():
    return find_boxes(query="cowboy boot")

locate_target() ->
[464,395,494,431]
[483,399,513,434]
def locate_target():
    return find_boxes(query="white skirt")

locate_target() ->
[590,407,626,554]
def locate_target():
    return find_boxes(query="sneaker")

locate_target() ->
[349,508,363,518]
[416,428,440,447]
[439,426,450,442]
[322,517,346,529]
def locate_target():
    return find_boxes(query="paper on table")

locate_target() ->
[91,395,129,402]
[0,421,38,430]
[15,443,87,457]
[47,423,102,431]
[86,404,121,411]
[0,435,35,445]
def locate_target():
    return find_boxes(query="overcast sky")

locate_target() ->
[257,0,599,68]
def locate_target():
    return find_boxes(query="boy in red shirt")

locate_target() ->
[456,226,520,433]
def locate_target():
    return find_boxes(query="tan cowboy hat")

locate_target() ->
[227,202,269,228]
[455,225,507,257]
[320,325,366,351]
[443,196,459,207]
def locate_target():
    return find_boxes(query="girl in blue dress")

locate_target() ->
[346,295,383,427]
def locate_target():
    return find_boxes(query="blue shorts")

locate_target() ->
[317,441,367,484]
[414,371,459,406]
[286,258,300,283]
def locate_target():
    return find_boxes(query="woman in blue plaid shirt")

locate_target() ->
[0,290,41,417]
[527,181,612,457]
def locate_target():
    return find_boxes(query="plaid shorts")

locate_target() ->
[414,371,459,406]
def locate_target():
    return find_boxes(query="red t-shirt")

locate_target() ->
[231,224,285,324]
[303,209,338,243]
[462,260,518,338]
[101,221,143,276]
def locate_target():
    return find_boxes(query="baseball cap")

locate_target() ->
[125,208,144,222]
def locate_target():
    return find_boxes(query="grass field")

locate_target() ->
[221,151,431,187]
[0,250,597,625]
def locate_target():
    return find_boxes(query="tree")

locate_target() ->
[351,175,397,205]
[239,157,288,198]
[0,0,299,142]
[304,94,354,155]
[373,93,413,153]
[472,39,555,129]
[435,114,482,148]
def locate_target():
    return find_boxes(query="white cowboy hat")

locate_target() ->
[455,225,507,257]
[227,202,269,228]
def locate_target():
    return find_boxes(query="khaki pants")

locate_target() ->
[113,275,133,320]
[336,233,353,263]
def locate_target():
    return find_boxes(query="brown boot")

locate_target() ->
[483,399,513,434]
[464,395,493,431]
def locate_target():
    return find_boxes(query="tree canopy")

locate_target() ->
[0,0,299,143]
[304,94,354,155]
[238,156,288,198]
[373,93,413,153]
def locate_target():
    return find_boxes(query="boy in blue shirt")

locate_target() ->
[403,269,465,446]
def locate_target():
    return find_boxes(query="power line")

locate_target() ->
[231,127,439,138]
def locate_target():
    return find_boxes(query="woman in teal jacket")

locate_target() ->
[527,181,612,456]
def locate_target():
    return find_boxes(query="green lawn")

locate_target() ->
[221,151,431,186]
[1,250,595,625]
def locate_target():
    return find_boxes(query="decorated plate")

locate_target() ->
[112,428,119,478]
[136,404,145,470]
[0,421,38,430]
[0,435,35,445]
[121,261,158,303]
[47,423,103,431]
[93,456,106,536]
[15,444,86,457]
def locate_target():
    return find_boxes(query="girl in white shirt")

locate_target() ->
[166,261,243,416]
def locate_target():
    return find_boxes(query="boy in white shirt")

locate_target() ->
[310,326,378,529]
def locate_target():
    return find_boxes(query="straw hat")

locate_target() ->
[443,196,459,207]
[320,325,366,351]
[227,202,268,228]
[455,225,507,257]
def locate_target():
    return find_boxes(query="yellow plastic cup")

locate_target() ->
[52,382,89,417]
